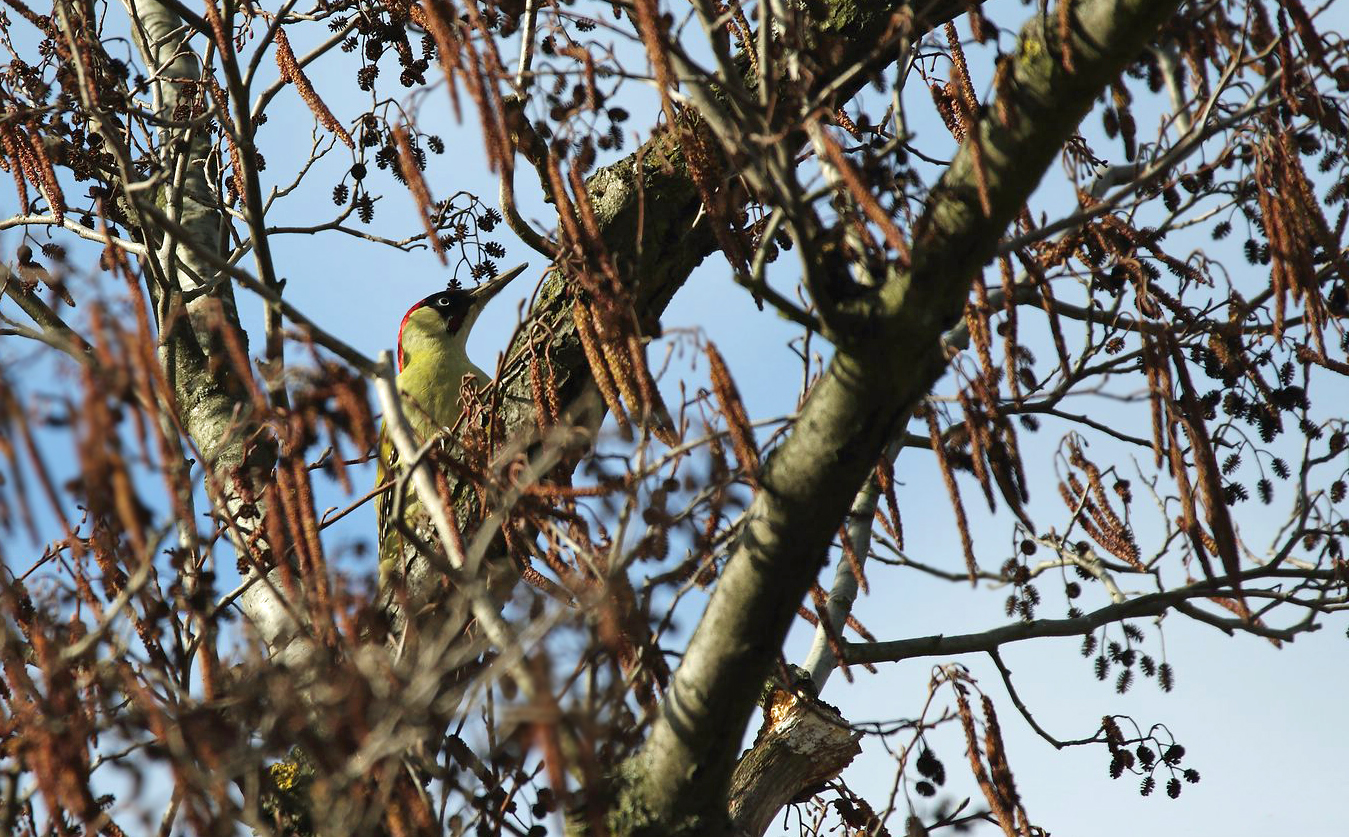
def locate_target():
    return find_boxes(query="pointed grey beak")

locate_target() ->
[469,263,528,305]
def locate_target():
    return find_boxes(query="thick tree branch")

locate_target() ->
[617,0,1188,832]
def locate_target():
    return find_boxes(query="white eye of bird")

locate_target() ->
[437,296,450,306]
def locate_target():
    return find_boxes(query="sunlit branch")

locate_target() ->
[0,214,149,255]
[846,567,1335,666]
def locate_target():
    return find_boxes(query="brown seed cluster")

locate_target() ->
[955,686,1031,837]
[274,27,354,150]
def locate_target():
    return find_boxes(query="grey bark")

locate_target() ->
[112,0,297,665]
[614,0,1187,833]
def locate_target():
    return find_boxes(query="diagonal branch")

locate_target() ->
[801,436,903,688]
[618,0,1189,831]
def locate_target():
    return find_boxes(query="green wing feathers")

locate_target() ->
[374,422,416,589]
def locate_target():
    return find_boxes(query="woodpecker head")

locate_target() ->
[397,264,527,371]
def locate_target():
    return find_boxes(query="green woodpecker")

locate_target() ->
[376,264,526,584]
